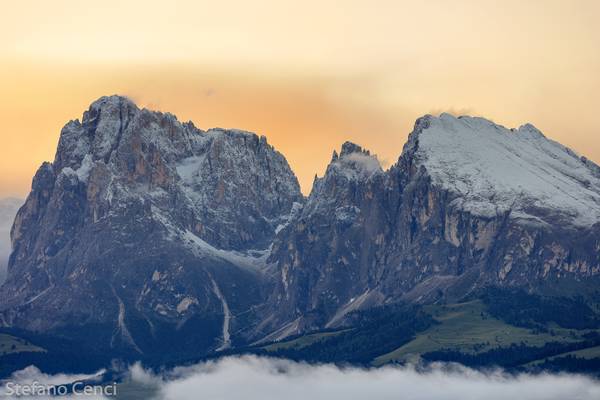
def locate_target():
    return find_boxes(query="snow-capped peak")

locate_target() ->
[411,113,600,227]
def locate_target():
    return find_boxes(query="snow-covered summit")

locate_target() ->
[410,113,600,227]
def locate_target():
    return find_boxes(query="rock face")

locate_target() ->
[0,198,22,284]
[0,96,302,355]
[2,100,600,354]
[259,114,600,338]
[255,142,392,339]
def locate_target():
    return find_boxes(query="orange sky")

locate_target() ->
[1,0,599,197]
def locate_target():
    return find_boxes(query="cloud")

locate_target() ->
[146,357,600,400]
[0,366,106,399]
[0,197,23,284]
[4,356,600,399]
[428,107,475,117]
[340,152,383,178]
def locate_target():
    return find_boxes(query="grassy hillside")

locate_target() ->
[255,297,600,372]
[262,330,348,352]
[0,333,45,355]
[254,304,434,364]
[373,300,583,366]
[526,345,600,366]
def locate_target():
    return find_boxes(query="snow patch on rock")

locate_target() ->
[176,297,198,314]
[75,154,94,182]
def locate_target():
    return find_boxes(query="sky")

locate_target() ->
[0,0,599,197]
[3,356,600,400]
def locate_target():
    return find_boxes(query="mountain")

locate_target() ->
[258,114,600,337]
[0,96,302,357]
[0,198,22,284]
[1,99,600,371]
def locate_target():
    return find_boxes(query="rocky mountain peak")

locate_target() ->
[324,142,382,183]
[89,94,137,109]
[339,141,368,157]
[54,95,140,170]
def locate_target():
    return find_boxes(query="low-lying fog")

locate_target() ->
[2,355,600,400]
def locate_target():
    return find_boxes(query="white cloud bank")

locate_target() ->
[4,356,600,400]
[0,366,106,399]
